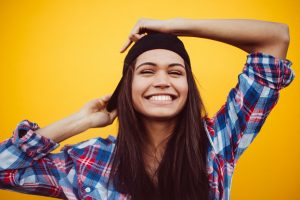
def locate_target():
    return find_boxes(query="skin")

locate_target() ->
[35,18,289,146]
[132,49,188,120]
[33,18,290,182]
[131,49,188,164]
[121,18,289,59]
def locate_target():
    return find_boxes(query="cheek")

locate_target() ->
[177,79,189,99]
[131,77,147,108]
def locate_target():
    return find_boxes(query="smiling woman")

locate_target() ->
[108,39,210,199]
[132,49,188,119]
[0,18,295,200]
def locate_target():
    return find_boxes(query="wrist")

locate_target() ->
[35,112,91,143]
[73,111,92,131]
[166,18,191,36]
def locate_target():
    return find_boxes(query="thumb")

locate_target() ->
[100,94,112,103]
[110,109,118,121]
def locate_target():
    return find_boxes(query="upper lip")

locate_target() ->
[144,93,178,100]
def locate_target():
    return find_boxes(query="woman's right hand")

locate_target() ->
[78,94,117,128]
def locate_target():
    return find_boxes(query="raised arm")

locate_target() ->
[35,94,117,143]
[120,18,290,59]
[0,95,117,198]
[119,18,294,165]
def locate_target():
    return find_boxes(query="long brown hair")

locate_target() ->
[107,59,210,200]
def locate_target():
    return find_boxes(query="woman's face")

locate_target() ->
[131,49,188,120]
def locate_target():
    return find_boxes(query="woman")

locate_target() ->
[0,19,294,200]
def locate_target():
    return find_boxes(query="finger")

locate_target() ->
[97,99,106,108]
[134,33,146,40]
[101,94,112,102]
[110,109,118,120]
[120,32,147,53]
[120,39,132,53]
[96,95,111,109]
[130,33,143,41]
[140,32,147,38]
[120,21,143,53]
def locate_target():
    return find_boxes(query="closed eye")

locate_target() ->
[139,70,184,76]
[169,71,183,75]
[140,70,154,74]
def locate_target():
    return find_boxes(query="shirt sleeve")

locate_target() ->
[204,52,295,164]
[0,120,71,199]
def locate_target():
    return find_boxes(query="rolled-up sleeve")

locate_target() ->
[243,52,294,89]
[205,52,295,164]
[11,120,59,161]
[0,120,68,198]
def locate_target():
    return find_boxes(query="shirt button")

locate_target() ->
[85,187,91,193]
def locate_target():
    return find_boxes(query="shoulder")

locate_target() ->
[73,134,116,149]
[61,134,117,157]
[58,135,117,187]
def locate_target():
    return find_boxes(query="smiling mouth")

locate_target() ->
[144,95,178,104]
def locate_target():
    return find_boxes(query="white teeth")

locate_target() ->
[149,95,172,101]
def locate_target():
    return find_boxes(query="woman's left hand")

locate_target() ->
[120,18,174,53]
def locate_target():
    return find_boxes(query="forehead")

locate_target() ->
[134,49,185,68]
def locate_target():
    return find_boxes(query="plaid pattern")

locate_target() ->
[0,52,294,200]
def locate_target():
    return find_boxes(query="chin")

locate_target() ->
[141,111,180,121]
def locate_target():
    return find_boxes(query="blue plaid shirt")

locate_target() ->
[0,53,295,199]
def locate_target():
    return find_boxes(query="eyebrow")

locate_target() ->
[135,62,185,70]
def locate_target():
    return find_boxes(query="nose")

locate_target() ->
[152,71,171,89]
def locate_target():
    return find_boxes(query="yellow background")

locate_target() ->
[0,0,299,199]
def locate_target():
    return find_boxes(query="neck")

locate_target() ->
[142,117,177,156]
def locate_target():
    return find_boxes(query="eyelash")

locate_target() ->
[140,70,183,75]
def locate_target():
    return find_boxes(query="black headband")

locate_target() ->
[106,32,190,112]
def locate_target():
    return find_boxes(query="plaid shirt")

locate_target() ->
[0,52,294,200]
